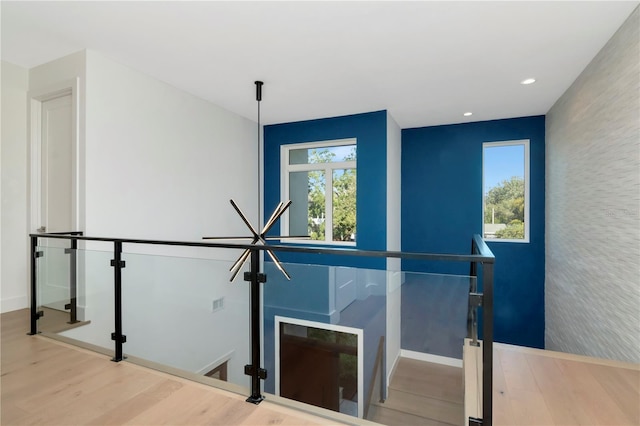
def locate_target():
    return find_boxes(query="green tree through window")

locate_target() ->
[483,140,529,241]
[284,140,357,244]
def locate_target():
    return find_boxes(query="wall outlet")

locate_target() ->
[212,297,224,313]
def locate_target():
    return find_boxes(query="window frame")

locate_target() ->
[482,139,530,243]
[280,138,357,246]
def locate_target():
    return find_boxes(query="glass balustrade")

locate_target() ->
[28,233,493,425]
[121,251,251,391]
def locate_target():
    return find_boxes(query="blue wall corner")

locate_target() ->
[401,116,546,349]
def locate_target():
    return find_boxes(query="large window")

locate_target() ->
[483,140,530,242]
[281,139,356,245]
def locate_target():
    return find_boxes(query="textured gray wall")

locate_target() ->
[546,7,640,363]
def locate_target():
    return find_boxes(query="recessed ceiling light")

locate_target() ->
[463,112,473,116]
[521,78,536,85]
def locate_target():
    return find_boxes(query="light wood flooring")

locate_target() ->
[493,343,640,426]
[368,358,463,426]
[0,309,349,426]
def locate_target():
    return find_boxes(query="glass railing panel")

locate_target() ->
[400,271,472,359]
[264,260,473,424]
[56,248,115,354]
[36,244,70,333]
[121,252,250,391]
[264,261,387,419]
[35,243,115,355]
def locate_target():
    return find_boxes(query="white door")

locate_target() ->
[39,94,73,310]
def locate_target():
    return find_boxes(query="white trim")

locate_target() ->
[196,350,235,375]
[274,315,364,419]
[482,139,530,243]
[400,349,463,368]
[386,349,401,390]
[1,295,29,313]
[280,138,357,246]
[28,78,80,234]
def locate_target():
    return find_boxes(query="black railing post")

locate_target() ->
[244,248,266,404]
[468,239,480,346]
[65,237,79,324]
[110,241,126,361]
[482,260,494,426]
[28,235,43,335]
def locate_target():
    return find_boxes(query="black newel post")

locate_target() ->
[482,261,494,426]
[65,237,79,324]
[28,235,43,335]
[111,241,126,361]
[244,248,267,403]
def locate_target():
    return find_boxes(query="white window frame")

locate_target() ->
[281,138,357,246]
[274,315,364,419]
[482,139,530,243]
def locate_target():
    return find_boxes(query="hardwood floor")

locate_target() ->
[0,309,349,426]
[493,343,640,426]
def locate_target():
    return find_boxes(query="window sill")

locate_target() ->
[485,238,530,244]
[273,238,356,248]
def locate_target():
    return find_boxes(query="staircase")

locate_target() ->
[368,357,464,426]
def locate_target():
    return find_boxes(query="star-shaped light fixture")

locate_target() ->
[204,199,298,281]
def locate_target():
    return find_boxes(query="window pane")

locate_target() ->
[289,145,356,165]
[332,169,356,242]
[483,144,526,240]
[289,170,325,240]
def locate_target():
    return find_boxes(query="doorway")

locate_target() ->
[29,79,79,313]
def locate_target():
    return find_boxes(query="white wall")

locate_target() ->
[84,50,257,247]
[1,61,29,312]
[546,7,640,363]
[385,112,402,388]
[53,50,257,386]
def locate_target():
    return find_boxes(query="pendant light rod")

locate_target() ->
[255,81,263,227]
[255,80,263,101]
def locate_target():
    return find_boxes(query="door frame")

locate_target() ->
[28,78,80,234]
[274,315,364,418]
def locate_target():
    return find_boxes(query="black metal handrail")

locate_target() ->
[28,231,495,425]
[30,232,495,263]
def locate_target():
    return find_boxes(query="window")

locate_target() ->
[482,140,530,242]
[281,139,356,245]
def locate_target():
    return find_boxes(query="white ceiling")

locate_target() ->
[2,1,637,128]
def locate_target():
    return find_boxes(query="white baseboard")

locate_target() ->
[400,349,463,368]
[1,295,29,313]
[387,349,401,388]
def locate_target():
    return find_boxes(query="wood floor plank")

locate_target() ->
[556,358,635,426]
[122,385,233,425]
[86,379,184,425]
[11,368,164,425]
[588,363,640,424]
[495,344,640,426]
[524,353,592,425]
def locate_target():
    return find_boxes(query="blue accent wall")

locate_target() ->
[264,110,388,269]
[401,116,545,349]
